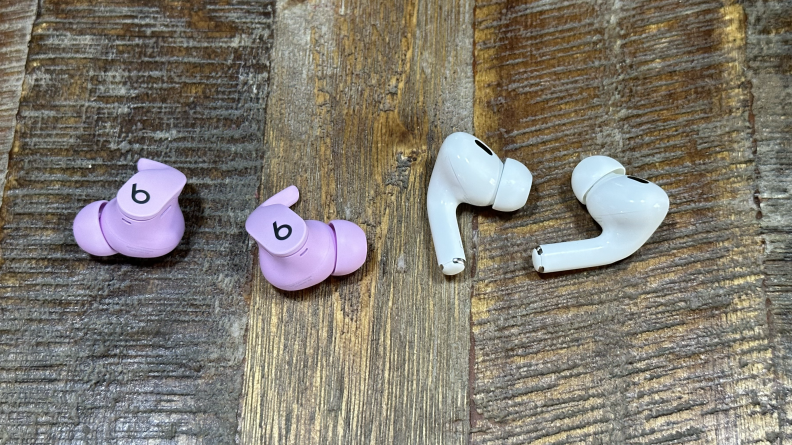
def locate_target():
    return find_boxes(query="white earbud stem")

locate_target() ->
[427,133,533,276]
[534,156,669,273]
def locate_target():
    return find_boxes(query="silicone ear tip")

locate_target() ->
[73,201,117,256]
[571,156,625,204]
[329,220,367,276]
[492,158,533,211]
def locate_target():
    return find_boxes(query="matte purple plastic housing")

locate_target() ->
[257,220,337,291]
[100,197,185,257]
[73,159,186,258]
[246,186,368,291]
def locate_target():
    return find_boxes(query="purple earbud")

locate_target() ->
[246,185,368,291]
[73,158,187,258]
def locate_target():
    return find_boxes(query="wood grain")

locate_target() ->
[239,0,474,442]
[0,1,37,206]
[1,0,788,442]
[745,0,792,441]
[0,1,273,442]
[471,0,777,443]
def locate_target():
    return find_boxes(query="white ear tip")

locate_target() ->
[492,159,532,211]
[571,156,626,204]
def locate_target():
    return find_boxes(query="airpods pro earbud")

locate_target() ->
[427,132,533,275]
[246,185,367,291]
[73,158,187,258]
[532,155,669,273]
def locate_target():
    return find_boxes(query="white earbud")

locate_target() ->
[532,156,669,273]
[427,132,533,275]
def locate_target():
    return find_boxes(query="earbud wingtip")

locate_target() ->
[329,220,367,276]
[73,201,117,256]
[262,185,300,208]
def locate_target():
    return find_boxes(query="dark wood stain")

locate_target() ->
[745,0,792,441]
[472,0,781,442]
[0,0,790,443]
[0,0,273,442]
[0,1,37,206]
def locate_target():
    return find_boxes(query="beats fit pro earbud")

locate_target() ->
[73,158,187,258]
[532,156,669,273]
[427,132,533,275]
[246,185,368,291]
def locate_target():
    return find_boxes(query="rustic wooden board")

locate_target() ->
[0,1,37,206]
[471,0,778,443]
[239,0,474,442]
[1,0,789,442]
[745,0,792,440]
[0,1,273,442]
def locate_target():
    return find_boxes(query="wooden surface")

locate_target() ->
[0,0,789,444]
[470,0,776,443]
[0,1,36,206]
[0,0,273,442]
[239,0,472,442]
[745,0,792,441]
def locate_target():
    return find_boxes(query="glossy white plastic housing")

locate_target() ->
[427,132,533,275]
[532,158,669,273]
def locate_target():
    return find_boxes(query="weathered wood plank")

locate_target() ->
[471,0,776,443]
[239,0,473,442]
[745,0,792,440]
[0,1,273,442]
[0,1,37,207]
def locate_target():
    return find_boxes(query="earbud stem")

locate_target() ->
[427,185,466,275]
[532,233,621,273]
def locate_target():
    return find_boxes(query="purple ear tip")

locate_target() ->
[329,220,367,276]
[73,201,117,256]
